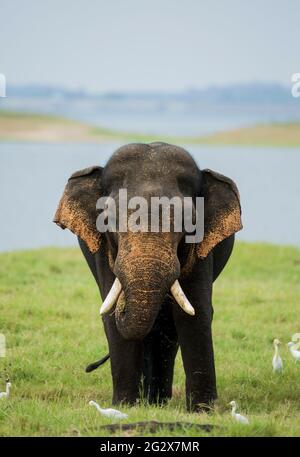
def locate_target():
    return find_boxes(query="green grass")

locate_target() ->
[0,242,300,437]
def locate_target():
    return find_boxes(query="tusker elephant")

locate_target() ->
[54,142,242,412]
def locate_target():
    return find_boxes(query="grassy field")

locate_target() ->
[0,242,300,437]
[192,122,300,147]
[1,110,300,146]
[0,110,128,143]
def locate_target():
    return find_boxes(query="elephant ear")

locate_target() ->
[197,169,242,259]
[53,166,103,254]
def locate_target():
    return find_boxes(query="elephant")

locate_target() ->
[54,142,242,412]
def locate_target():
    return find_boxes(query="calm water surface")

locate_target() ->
[0,142,299,251]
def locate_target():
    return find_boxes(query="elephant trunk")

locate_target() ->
[113,234,180,340]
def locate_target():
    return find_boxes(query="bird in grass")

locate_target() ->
[0,380,11,399]
[287,342,300,362]
[229,401,249,425]
[88,400,128,420]
[272,338,283,373]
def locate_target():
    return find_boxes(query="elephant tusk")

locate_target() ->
[99,278,122,315]
[170,280,195,316]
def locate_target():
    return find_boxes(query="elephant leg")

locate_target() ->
[103,316,143,405]
[173,254,217,412]
[142,303,178,404]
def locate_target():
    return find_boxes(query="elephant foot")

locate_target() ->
[186,392,217,413]
[147,393,172,406]
[190,402,215,414]
[112,391,140,407]
[112,398,140,408]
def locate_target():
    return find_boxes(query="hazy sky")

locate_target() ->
[1,0,299,91]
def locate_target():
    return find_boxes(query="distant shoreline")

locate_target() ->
[0,110,300,147]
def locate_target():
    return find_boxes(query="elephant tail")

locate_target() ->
[85,353,110,373]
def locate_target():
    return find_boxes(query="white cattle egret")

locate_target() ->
[272,338,283,373]
[0,381,11,399]
[88,400,128,420]
[287,342,300,362]
[229,401,249,425]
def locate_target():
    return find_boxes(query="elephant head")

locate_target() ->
[54,142,242,340]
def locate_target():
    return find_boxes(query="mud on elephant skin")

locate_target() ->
[54,142,242,412]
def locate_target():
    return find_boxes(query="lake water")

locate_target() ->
[0,142,299,252]
[4,96,300,136]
